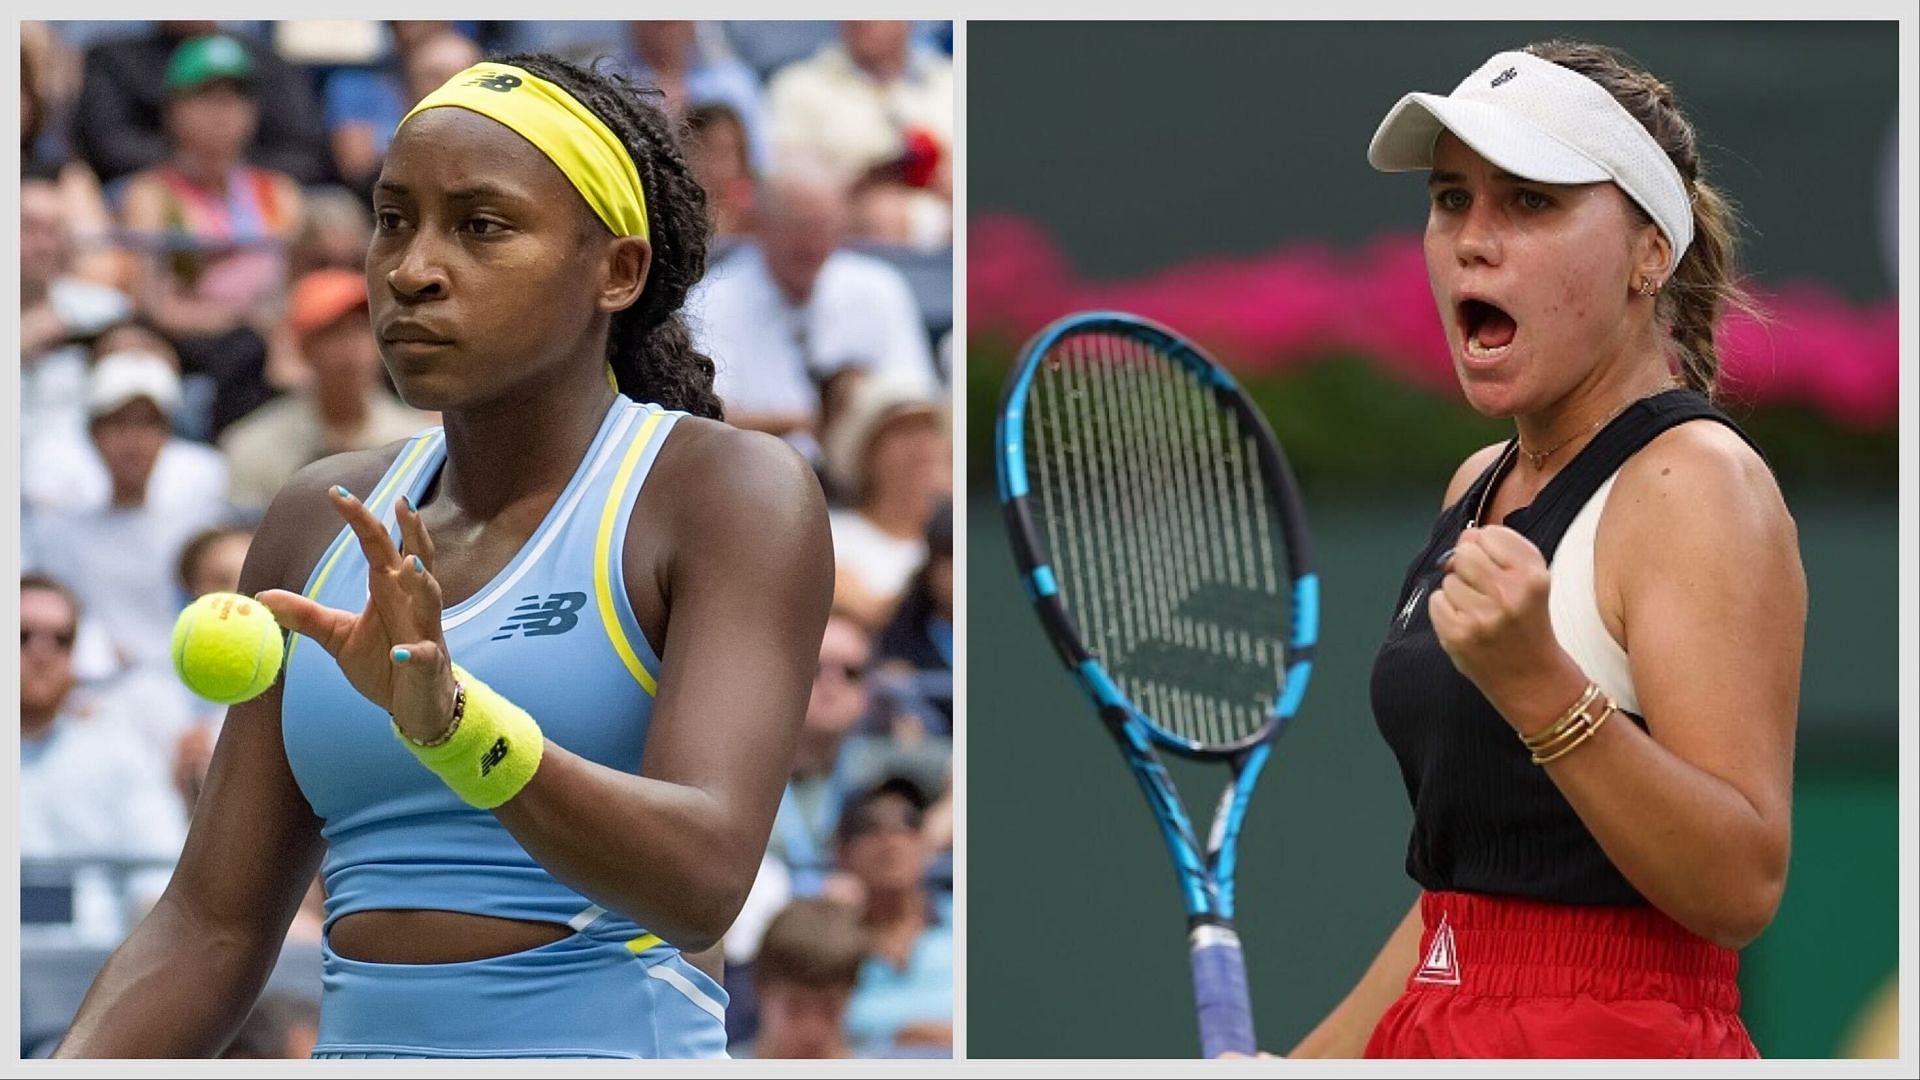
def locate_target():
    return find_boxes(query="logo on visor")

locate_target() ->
[1490,67,1518,89]
[467,72,523,93]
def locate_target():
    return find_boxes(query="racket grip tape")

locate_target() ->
[1188,922,1257,1057]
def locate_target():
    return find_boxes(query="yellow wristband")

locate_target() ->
[395,665,544,809]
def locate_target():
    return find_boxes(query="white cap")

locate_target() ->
[86,352,183,419]
[1368,50,1693,266]
[823,371,946,498]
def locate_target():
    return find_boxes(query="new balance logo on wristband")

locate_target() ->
[480,737,509,777]
[492,592,588,640]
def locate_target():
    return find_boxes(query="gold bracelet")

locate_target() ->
[1529,695,1616,760]
[400,679,466,748]
[1532,700,1617,765]
[1519,682,1600,751]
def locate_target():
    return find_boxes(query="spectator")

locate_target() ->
[70,21,326,187]
[835,777,953,1055]
[400,29,483,111]
[21,574,190,946]
[616,22,770,170]
[274,185,376,392]
[219,268,433,512]
[767,22,952,247]
[872,501,953,734]
[323,23,479,196]
[684,103,756,258]
[483,19,625,62]
[177,521,253,599]
[690,165,936,453]
[874,500,953,674]
[23,41,127,289]
[23,355,231,678]
[823,374,951,626]
[724,21,841,83]
[739,899,869,1059]
[168,523,255,812]
[20,175,133,455]
[221,992,320,1059]
[23,328,229,518]
[287,185,375,286]
[768,612,876,897]
[118,34,305,438]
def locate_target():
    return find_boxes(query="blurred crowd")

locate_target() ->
[20,19,954,1059]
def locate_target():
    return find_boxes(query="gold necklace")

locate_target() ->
[1516,383,1679,471]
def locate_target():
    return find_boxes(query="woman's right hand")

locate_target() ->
[255,485,459,744]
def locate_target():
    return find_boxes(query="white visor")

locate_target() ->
[1367,50,1693,266]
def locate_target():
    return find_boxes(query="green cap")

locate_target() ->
[165,35,254,94]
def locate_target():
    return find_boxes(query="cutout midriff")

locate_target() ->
[328,909,571,964]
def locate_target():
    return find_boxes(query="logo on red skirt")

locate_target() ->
[1413,912,1462,985]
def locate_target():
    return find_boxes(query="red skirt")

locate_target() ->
[1364,891,1759,1059]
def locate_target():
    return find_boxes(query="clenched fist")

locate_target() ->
[1429,524,1568,716]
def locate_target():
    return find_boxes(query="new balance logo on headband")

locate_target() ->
[1489,67,1518,89]
[492,592,588,640]
[466,72,522,93]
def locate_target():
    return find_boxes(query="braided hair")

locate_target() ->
[493,53,724,419]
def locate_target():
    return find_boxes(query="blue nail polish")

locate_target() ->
[411,555,424,573]
[393,647,411,663]
[333,485,352,499]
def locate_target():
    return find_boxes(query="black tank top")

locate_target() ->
[1370,388,1757,905]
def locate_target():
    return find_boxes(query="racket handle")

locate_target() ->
[1188,922,1257,1057]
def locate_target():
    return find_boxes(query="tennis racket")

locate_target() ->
[996,311,1318,1058]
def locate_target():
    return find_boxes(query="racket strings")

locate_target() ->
[1026,333,1292,749]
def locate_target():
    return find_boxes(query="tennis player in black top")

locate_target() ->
[1292,41,1805,1058]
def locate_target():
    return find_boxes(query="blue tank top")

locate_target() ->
[282,396,683,952]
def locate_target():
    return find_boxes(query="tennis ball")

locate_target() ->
[171,592,286,705]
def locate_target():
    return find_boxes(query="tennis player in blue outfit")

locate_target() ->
[57,54,834,1059]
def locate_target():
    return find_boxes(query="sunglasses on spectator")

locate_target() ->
[22,627,77,651]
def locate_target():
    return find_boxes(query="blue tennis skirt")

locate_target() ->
[310,928,729,1059]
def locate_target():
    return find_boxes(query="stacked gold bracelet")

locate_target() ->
[1520,681,1617,765]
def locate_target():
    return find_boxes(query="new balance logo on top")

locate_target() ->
[1413,912,1462,985]
[480,737,509,777]
[1490,66,1519,89]
[492,592,588,640]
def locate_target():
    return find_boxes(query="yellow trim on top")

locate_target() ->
[594,409,668,696]
[287,434,439,663]
[626,933,664,954]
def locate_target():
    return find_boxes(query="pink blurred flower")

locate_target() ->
[969,216,1897,430]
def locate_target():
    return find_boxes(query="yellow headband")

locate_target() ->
[402,62,650,242]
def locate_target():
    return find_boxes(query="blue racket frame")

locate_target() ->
[997,311,1319,1058]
